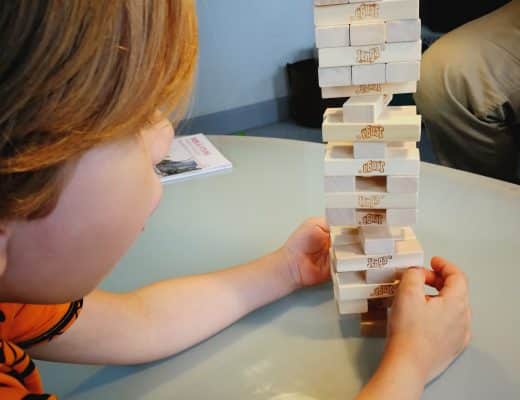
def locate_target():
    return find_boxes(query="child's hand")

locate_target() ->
[281,217,331,289]
[385,257,471,383]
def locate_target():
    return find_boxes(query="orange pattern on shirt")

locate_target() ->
[0,300,82,399]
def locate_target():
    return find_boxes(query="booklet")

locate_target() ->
[155,134,232,183]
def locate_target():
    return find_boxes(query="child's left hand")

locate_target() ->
[281,217,331,289]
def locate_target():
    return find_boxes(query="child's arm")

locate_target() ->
[28,218,331,364]
[356,257,471,399]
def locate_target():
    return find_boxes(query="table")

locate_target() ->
[38,136,520,399]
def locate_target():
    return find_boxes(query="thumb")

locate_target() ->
[397,268,426,296]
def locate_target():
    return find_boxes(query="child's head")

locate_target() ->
[0,0,198,303]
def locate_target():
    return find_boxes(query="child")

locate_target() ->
[0,1,471,399]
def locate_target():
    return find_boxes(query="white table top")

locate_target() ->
[38,136,520,399]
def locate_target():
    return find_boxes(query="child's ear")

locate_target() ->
[0,225,10,277]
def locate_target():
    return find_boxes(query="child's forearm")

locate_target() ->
[128,248,298,361]
[26,249,297,364]
[27,249,299,365]
[355,341,426,400]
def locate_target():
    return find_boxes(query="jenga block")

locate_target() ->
[385,18,421,43]
[326,208,356,226]
[350,20,386,46]
[355,176,387,192]
[333,238,424,272]
[362,304,388,321]
[325,191,418,209]
[360,319,388,337]
[333,282,369,314]
[353,142,386,159]
[324,144,420,177]
[342,94,389,123]
[337,299,369,314]
[314,0,349,5]
[324,175,356,192]
[355,209,388,226]
[386,61,420,83]
[318,41,421,68]
[326,208,418,226]
[359,225,395,254]
[365,268,405,284]
[322,81,416,98]
[387,175,419,193]
[319,66,352,87]
[314,0,419,26]
[322,107,421,143]
[386,209,417,225]
[334,271,398,300]
[315,25,350,48]
[360,319,387,337]
[360,303,388,337]
[331,226,416,245]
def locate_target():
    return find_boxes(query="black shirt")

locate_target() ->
[420,0,511,32]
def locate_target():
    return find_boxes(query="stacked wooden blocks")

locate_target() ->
[314,0,424,336]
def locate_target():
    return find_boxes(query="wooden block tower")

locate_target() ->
[314,0,424,336]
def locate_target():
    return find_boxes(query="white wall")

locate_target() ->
[191,0,315,118]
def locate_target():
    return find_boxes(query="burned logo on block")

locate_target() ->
[358,160,386,174]
[355,84,383,94]
[357,195,383,208]
[357,125,385,140]
[369,284,396,298]
[354,3,380,19]
[367,255,393,269]
[359,213,385,225]
[356,46,382,64]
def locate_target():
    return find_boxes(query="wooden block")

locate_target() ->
[355,209,387,226]
[350,20,386,46]
[322,81,416,98]
[314,0,349,5]
[359,225,395,254]
[326,208,356,226]
[331,226,416,245]
[387,175,419,193]
[326,208,388,226]
[360,319,387,337]
[352,63,386,85]
[318,41,421,68]
[325,191,418,209]
[332,235,424,272]
[342,94,386,123]
[319,66,352,87]
[385,18,421,43]
[324,175,356,192]
[386,209,417,225]
[353,142,386,159]
[386,61,420,83]
[334,271,399,300]
[324,144,420,177]
[334,282,369,314]
[326,207,418,226]
[322,107,421,143]
[369,297,394,309]
[361,304,388,321]
[355,176,387,192]
[315,25,350,48]
[365,268,405,284]
[338,299,369,315]
[314,0,419,26]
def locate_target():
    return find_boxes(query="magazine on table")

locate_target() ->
[155,133,232,183]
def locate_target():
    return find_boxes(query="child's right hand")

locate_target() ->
[386,257,471,383]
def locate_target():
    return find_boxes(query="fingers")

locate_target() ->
[398,267,426,295]
[305,216,330,234]
[430,257,468,299]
